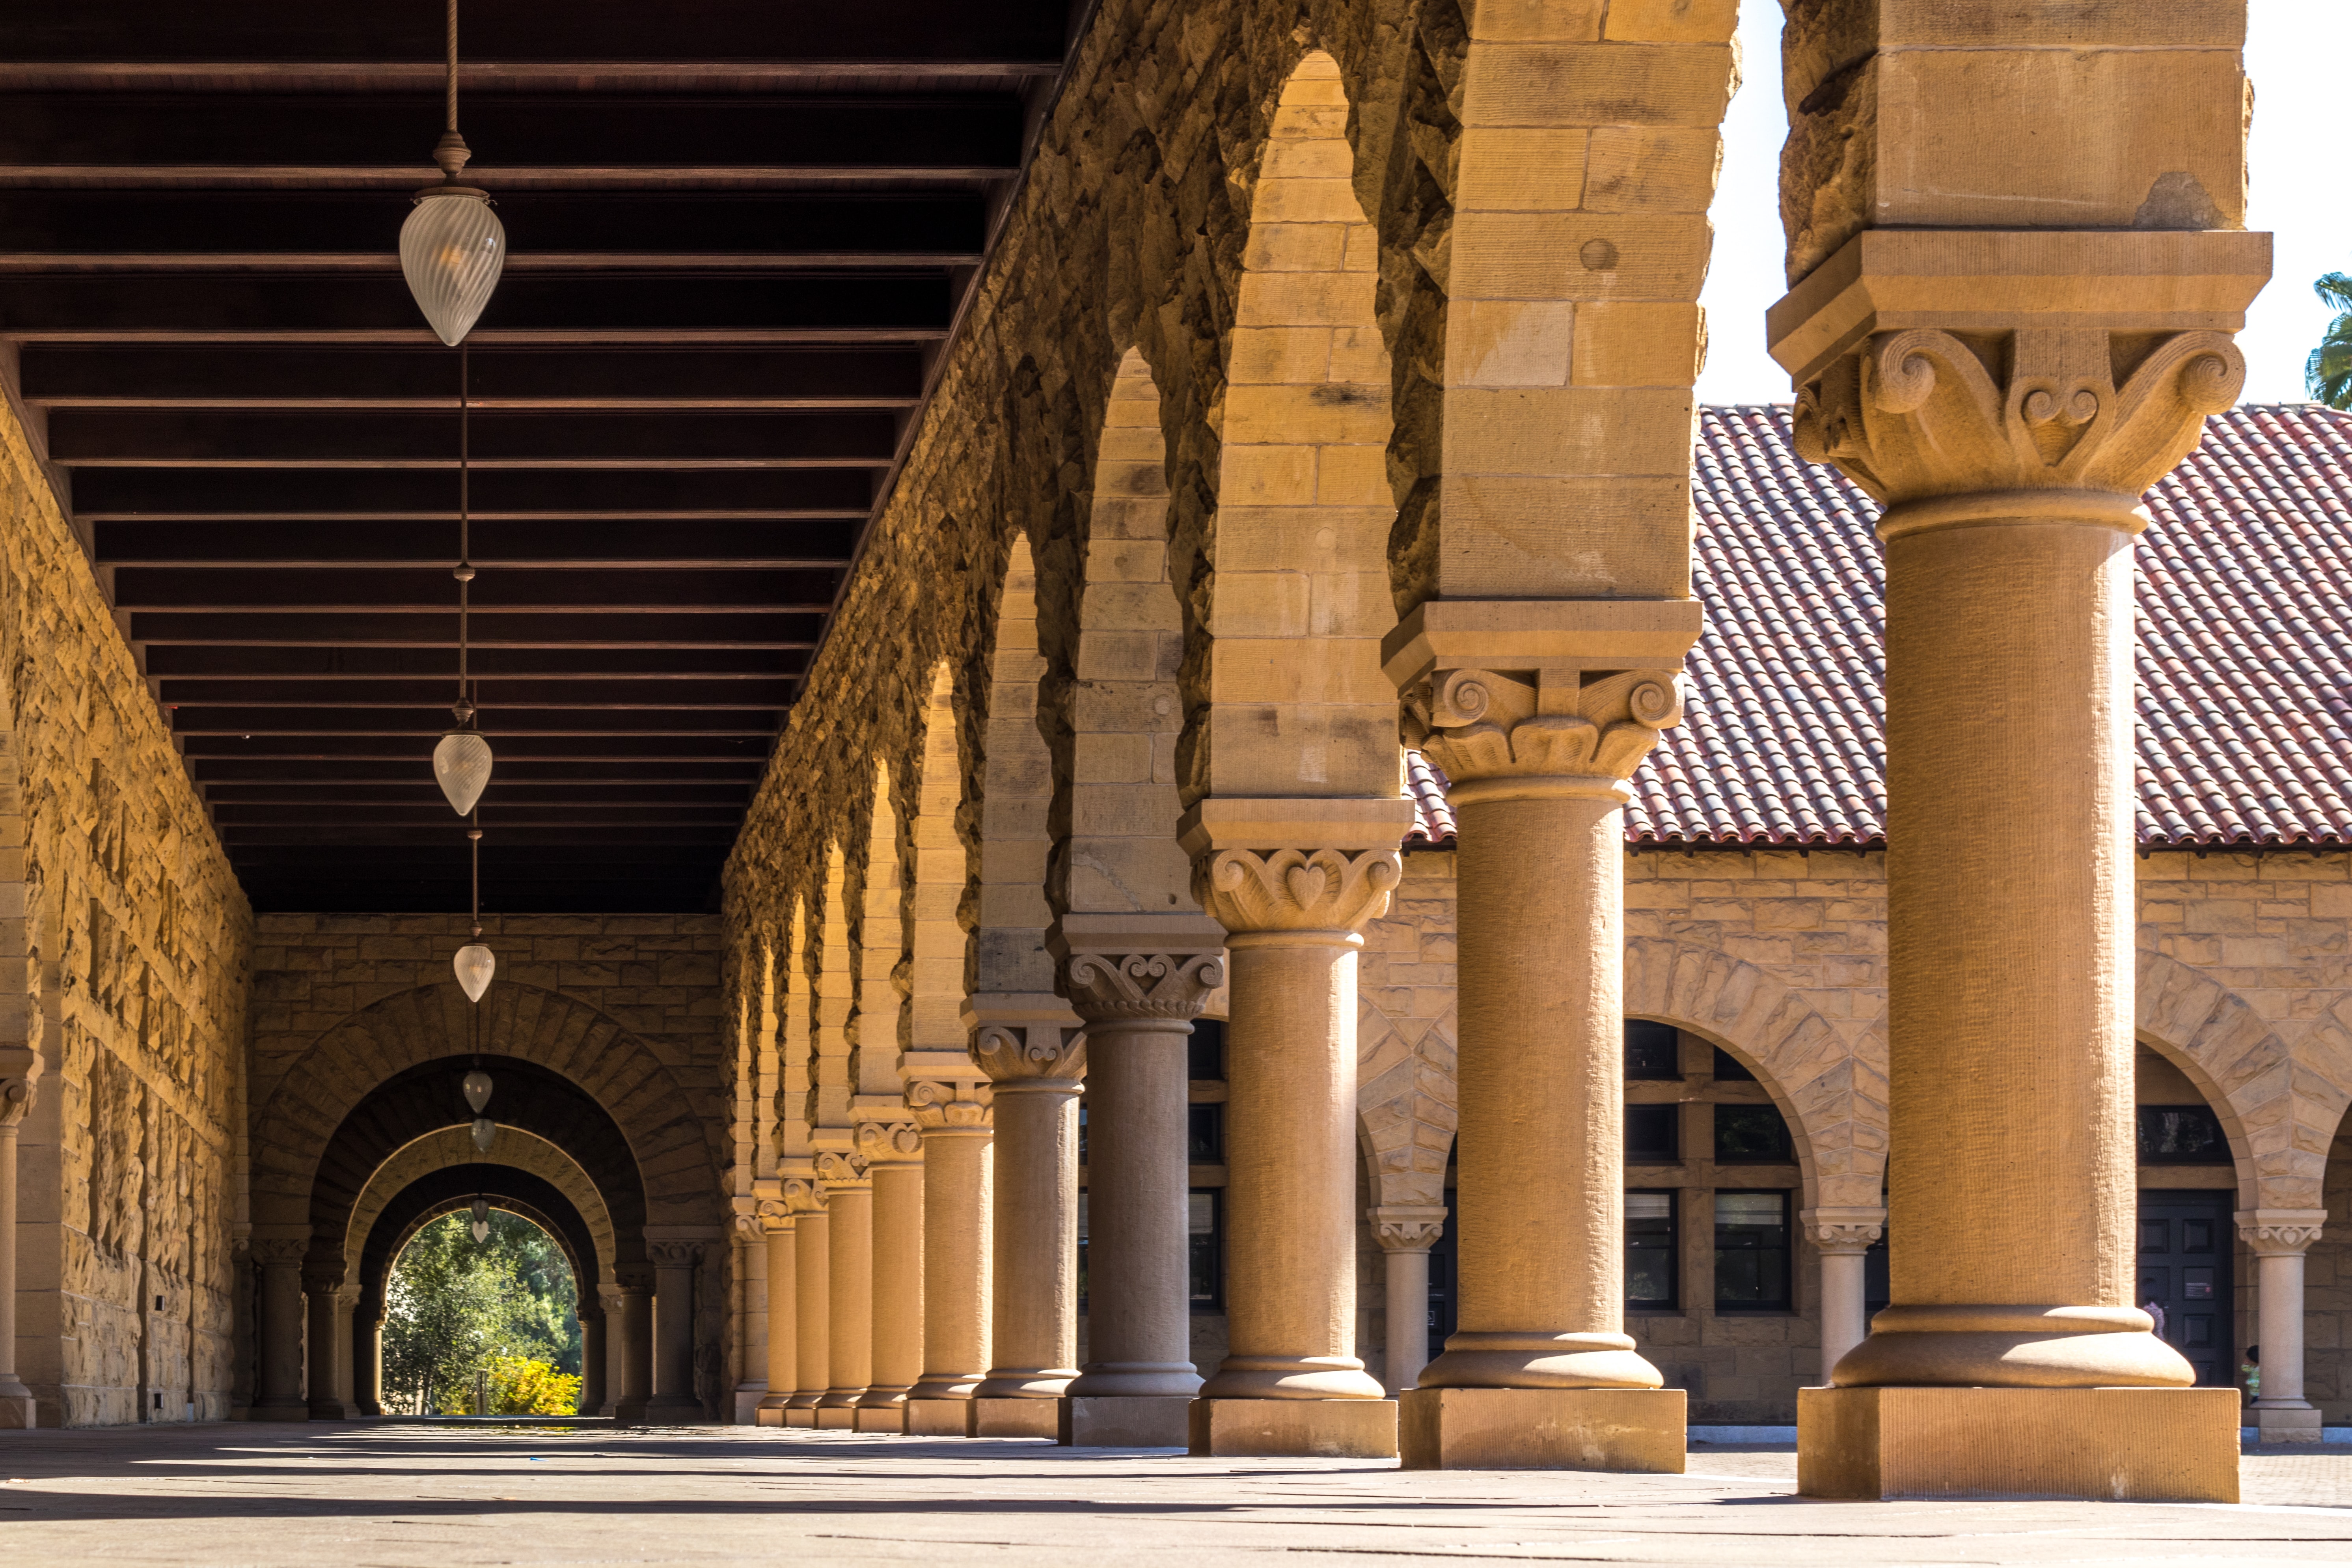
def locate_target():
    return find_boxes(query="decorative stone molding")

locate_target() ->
[1063,951,1225,1024]
[778,1175,825,1214]
[1403,667,1683,798]
[813,1149,871,1190]
[249,1236,311,1268]
[732,1210,767,1244]
[972,1022,1086,1086]
[300,1264,347,1294]
[755,1198,793,1235]
[855,1118,923,1165]
[1801,1207,1888,1257]
[2236,1209,2329,1257]
[646,1240,704,1269]
[1372,1206,1449,1254]
[1191,848,1400,938]
[1793,326,2246,513]
[906,1078,993,1131]
[0,1046,37,1129]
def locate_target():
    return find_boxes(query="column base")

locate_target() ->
[307,1400,357,1420]
[2256,1402,2324,1444]
[1399,1387,1685,1472]
[971,1397,1060,1438]
[852,1405,905,1434]
[732,1388,765,1425]
[248,1401,310,1423]
[641,1397,705,1426]
[1188,1398,1398,1458]
[813,1406,857,1429]
[905,1398,973,1437]
[783,1408,816,1428]
[0,1393,33,1429]
[1058,1395,1190,1447]
[1798,1385,2241,1501]
[755,1405,785,1427]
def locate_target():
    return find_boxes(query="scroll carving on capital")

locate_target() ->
[971,1022,1086,1085]
[855,1117,923,1165]
[1792,327,2247,507]
[1801,1208,1886,1256]
[1404,667,1683,789]
[2239,1212,2328,1257]
[647,1240,705,1269]
[1192,847,1400,937]
[0,1076,31,1131]
[1372,1206,1449,1253]
[907,1078,993,1131]
[813,1150,870,1188]
[249,1237,310,1268]
[778,1175,826,1214]
[755,1198,794,1233]
[1064,951,1225,1024]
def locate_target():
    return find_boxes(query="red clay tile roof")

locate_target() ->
[1405,404,2352,852]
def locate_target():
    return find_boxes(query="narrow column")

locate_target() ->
[0,1059,39,1428]
[858,1123,924,1432]
[2240,1210,2328,1443]
[755,1198,796,1424]
[249,1234,311,1421]
[302,1266,348,1419]
[1057,938,1223,1447]
[904,1081,992,1435]
[971,1019,1084,1438]
[609,1273,653,1422]
[356,1305,384,1417]
[577,1305,606,1418]
[1373,1208,1447,1393]
[815,1154,872,1428]
[1182,820,1407,1459]
[731,1217,766,1424]
[1802,1209,1885,1383]
[643,1240,704,1424]
[785,1201,829,1426]
[1774,244,2262,1501]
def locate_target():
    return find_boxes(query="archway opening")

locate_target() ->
[383,1206,583,1416]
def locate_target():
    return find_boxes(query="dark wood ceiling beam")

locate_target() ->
[0,273,952,341]
[22,345,929,407]
[190,757,764,783]
[98,518,857,569]
[75,465,873,516]
[170,707,781,735]
[113,567,838,611]
[50,409,899,466]
[182,733,773,759]
[161,679,798,707]
[131,610,823,646]
[206,783,751,804]
[213,802,745,823]
[145,645,804,677]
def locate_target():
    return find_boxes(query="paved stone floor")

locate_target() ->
[5,1425,2352,1565]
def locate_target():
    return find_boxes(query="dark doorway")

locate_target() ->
[2137,1189,2234,1386]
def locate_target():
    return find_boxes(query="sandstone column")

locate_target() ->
[2240,1210,2328,1444]
[0,1056,38,1428]
[578,1304,606,1418]
[1180,802,1410,1459]
[971,1015,1083,1438]
[754,1196,795,1425]
[608,1273,653,1422]
[249,1234,311,1421]
[302,1267,346,1419]
[857,1120,923,1433]
[1772,232,2266,1502]
[814,1152,872,1428]
[731,1216,766,1424]
[356,1306,384,1417]
[786,1198,829,1426]
[1384,619,1700,1471]
[643,1240,704,1424]
[904,1079,992,1436]
[1803,1209,1885,1383]
[1373,1208,1448,1393]
[1056,934,1223,1447]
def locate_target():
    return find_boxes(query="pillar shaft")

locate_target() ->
[578,1312,605,1417]
[644,1243,702,1421]
[250,1239,310,1420]
[756,1211,795,1419]
[788,1209,830,1413]
[0,1071,33,1426]
[818,1167,872,1410]
[356,1311,383,1417]
[1803,1210,1884,1383]
[865,1152,924,1410]
[612,1282,652,1419]
[1062,950,1220,1401]
[1373,1209,1446,1393]
[303,1273,344,1418]
[907,1102,991,1402]
[974,1024,1083,1399]
[2240,1210,2327,1436]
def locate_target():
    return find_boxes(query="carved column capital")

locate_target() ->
[972,1022,1085,1089]
[1800,1207,1887,1256]
[249,1235,311,1268]
[1063,951,1226,1025]
[733,1210,769,1243]
[906,1078,993,1132]
[755,1198,795,1235]
[1403,667,1684,803]
[2236,1209,2329,1257]
[1372,1205,1449,1254]
[777,1174,826,1214]
[646,1240,705,1270]
[0,1046,37,1131]
[300,1264,347,1295]
[855,1117,923,1165]
[1190,848,1400,941]
[813,1149,870,1190]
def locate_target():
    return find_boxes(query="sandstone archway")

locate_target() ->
[344,1124,617,1289]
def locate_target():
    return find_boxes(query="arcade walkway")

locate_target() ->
[0,1426,2348,1565]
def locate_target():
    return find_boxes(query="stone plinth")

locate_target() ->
[2257,1404,2324,1445]
[904,1398,971,1437]
[782,1409,815,1429]
[1188,1398,1398,1459]
[1059,1395,1189,1448]
[852,1406,904,1434]
[813,1407,855,1430]
[1797,1386,2240,1501]
[1399,1388,1685,1473]
[971,1397,1059,1438]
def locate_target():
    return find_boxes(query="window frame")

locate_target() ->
[1711,1188,1795,1315]
[1625,1188,1679,1313]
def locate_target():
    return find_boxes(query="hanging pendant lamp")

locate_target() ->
[462,1069,493,1114]
[454,825,496,1001]
[401,0,505,346]
[472,1117,499,1155]
[435,347,494,813]
[470,1195,492,1244]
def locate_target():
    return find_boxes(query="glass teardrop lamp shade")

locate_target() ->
[454,943,496,1003]
[472,1116,498,1154]
[400,188,506,347]
[434,730,493,815]
[470,1196,490,1242]
[462,1069,492,1114]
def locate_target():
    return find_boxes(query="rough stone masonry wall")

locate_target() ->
[0,395,252,1427]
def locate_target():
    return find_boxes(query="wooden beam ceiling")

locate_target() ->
[1,0,1076,913]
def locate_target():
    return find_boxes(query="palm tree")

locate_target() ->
[2307,273,2352,409]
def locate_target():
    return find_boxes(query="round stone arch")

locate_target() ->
[359,1166,602,1322]
[1622,937,1888,1213]
[247,981,722,1240]
[343,1124,616,1291]
[2136,947,2331,1210]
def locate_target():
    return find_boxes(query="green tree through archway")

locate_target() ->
[383,1209,582,1415]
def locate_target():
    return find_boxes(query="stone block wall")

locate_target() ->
[2,395,252,1427]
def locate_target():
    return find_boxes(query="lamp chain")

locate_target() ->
[445,0,460,138]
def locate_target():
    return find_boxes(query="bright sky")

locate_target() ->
[1694,0,2347,406]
